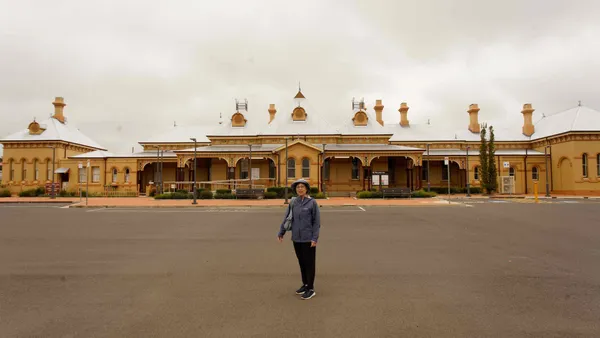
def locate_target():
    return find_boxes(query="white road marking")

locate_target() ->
[358,206,366,212]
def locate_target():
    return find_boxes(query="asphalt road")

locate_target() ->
[1,203,599,338]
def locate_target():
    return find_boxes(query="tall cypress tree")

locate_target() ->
[479,126,489,193]
[487,126,498,193]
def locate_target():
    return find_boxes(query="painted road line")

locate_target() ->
[358,206,366,212]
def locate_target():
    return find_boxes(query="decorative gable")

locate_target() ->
[231,112,247,127]
[292,106,307,121]
[27,120,46,135]
[352,111,368,126]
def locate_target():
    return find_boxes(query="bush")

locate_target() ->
[176,189,189,194]
[357,191,373,199]
[148,188,157,197]
[58,190,76,197]
[214,192,235,199]
[264,191,278,199]
[200,190,214,199]
[310,187,319,194]
[313,192,327,199]
[173,192,191,199]
[19,189,39,197]
[469,187,482,194]
[154,193,171,200]
[411,189,437,198]
[216,189,231,194]
[0,189,11,197]
[267,187,285,197]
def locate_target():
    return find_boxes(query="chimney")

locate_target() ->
[467,103,480,133]
[521,103,535,136]
[52,97,66,123]
[399,102,409,127]
[268,104,277,124]
[373,99,384,126]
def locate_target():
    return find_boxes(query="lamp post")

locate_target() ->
[544,145,550,197]
[50,146,56,199]
[322,143,326,194]
[86,159,90,206]
[466,145,471,197]
[426,143,431,192]
[190,138,197,204]
[249,144,253,189]
[284,137,289,204]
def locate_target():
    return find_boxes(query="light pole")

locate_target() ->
[190,138,197,204]
[544,145,550,197]
[249,144,252,189]
[284,137,289,204]
[466,145,471,197]
[322,143,326,194]
[50,146,56,199]
[86,159,90,206]
[426,143,431,192]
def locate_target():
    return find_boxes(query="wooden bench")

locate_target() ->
[235,188,265,199]
[382,187,412,199]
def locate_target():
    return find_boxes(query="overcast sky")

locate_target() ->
[1,0,599,154]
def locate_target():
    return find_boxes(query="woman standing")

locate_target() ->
[277,179,321,300]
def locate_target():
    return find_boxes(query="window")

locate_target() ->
[532,166,539,180]
[597,154,600,177]
[34,159,39,181]
[92,167,100,183]
[268,161,275,179]
[79,168,87,183]
[9,159,14,181]
[509,167,516,180]
[112,168,118,183]
[351,157,360,180]
[47,160,52,181]
[240,159,249,179]
[287,158,296,178]
[422,161,429,181]
[302,158,310,178]
[125,168,131,183]
[474,166,480,180]
[21,159,27,181]
[582,153,588,177]
[442,163,448,180]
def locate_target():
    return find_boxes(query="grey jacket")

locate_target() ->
[278,196,321,243]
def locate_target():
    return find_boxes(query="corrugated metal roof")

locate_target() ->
[178,144,283,153]
[1,117,106,150]
[531,105,600,139]
[69,150,177,159]
[423,149,545,156]
[324,144,422,152]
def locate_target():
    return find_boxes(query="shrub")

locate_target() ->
[200,190,214,199]
[0,189,11,197]
[214,192,235,199]
[154,193,171,200]
[357,191,372,199]
[310,187,319,194]
[313,192,327,199]
[267,187,285,197]
[264,191,278,199]
[468,187,482,194]
[216,189,231,194]
[172,192,191,200]
[148,188,157,197]
[19,189,39,197]
[176,189,189,194]
[35,187,45,196]
[411,189,437,198]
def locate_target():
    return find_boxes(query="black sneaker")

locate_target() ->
[301,289,316,300]
[295,285,308,295]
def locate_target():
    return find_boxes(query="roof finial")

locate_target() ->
[578,100,582,107]
[174,121,177,127]
[299,81,301,92]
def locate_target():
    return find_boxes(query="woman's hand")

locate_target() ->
[310,241,317,247]
[277,236,283,243]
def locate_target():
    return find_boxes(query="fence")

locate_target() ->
[161,179,276,193]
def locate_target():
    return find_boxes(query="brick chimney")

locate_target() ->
[521,103,535,136]
[268,104,277,124]
[467,103,480,133]
[373,99,384,126]
[399,102,409,127]
[52,97,66,123]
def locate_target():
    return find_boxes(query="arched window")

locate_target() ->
[124,168,131,183]
[112,168,118,182]
[46,159,52,181]
[509,167,516,181]
[287,158,296,178]
[532,166,539,180]
[302,158,310,178]
[582,153,588,177]
[33,159,39,181]
[351,157,360,180]
[21,158,27,181]
[474,166,480,180]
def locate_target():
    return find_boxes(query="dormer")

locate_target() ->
[27,119,46,135]
[292,106,307,121]
[351,98,368,126]
[231,99,248,127]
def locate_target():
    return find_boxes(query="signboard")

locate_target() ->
[372,175,380,185]
[503,161,510,169]
[251,168,260,180]
[380,174,389,186]
[444,157,449,165]
[45,183,60,194]
[78,163,83,169]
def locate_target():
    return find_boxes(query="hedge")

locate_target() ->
[0,189,11,197]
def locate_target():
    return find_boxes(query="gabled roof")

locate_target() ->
[532,105,600,140]
[140,125,212,144]
[273,140,323,153]
[1,117,106,150]
[261,100,340,136]
[69,150,177,159]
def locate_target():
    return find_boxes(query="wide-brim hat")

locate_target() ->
[291,179,310,193]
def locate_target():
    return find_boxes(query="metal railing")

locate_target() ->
[161,178,276,193]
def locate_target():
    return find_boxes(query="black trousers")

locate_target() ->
[293,241,316,290]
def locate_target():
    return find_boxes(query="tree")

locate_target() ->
[479,125,489,193]
[487,126,498,193]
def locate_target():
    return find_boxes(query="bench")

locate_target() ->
[382,187,412,199]
[235,188,265,199]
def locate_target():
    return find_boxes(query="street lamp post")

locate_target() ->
[466,146,471,197]
[544,145,551,197]
[50,146,56,199]
[249,144,252,189]
[284,137,289,204]
[426,143,431,192]
[86,159,90,206]
[190,138,197,204]
[322,143,326,194]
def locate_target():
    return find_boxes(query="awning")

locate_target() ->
[54,167,70,174]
